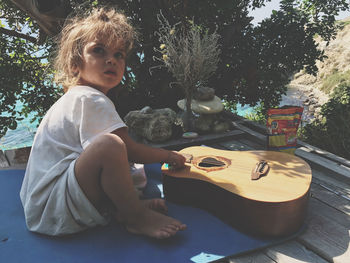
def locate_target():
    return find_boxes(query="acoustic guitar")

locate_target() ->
[161,146,312,237]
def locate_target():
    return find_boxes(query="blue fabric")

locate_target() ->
[0,165,296,263]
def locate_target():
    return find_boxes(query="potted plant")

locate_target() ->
[152,12,221,132]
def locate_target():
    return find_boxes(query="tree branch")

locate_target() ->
[0,27,37,43]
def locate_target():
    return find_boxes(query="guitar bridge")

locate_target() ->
[251,160,269,180]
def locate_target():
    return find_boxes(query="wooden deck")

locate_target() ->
[1,115,349,263]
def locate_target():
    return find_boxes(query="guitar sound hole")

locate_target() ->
[198,157,225,167]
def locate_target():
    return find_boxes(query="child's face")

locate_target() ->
[77,39,126,94]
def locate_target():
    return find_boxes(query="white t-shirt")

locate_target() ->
[20,85,126,235]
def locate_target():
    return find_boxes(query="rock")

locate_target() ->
[311,98,318,104]
[124,108,176,142]
[143,116,174,142]
[303,98,310,105]
[176,111,233,134]
[194,86,215,101]
[139,106,152,114]
[212,120,231,133]
[308,105,315,112]
[193,114,216,133]
[193,113,232,133]
[177,96,224,114]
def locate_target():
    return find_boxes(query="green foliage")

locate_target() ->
[1,0,349,147]
[222,99,237,113]
[302,82,350,159]
[0,0,61,137]
[320,70,350,94]
[244,104,267,125]
[339,20,350,27]
[106,0,349,115]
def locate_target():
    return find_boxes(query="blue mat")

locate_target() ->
[0,164,299,263]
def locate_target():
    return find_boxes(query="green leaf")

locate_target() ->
[8,121,17,130]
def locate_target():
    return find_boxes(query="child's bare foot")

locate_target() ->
[126,207,186,239]
[113,198,168,223]
[142,198,168,214]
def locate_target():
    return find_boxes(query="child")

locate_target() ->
[20,7,186,239]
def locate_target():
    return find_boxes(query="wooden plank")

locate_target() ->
[207,143,228,150]
[0,150,10,168]
[298,198,350,263]
[309,194,350,229]
[298,141,350,168]
[295,147,350,182]
[312,177,350,203]
[264,240,329,263]
[223,111,267,135]
[228,251,276,263]
[239,119,267,134]
[311,170,350,198]
[148,129,245,150]
[231,121,266,144]
[217,139,255,151]
[4,147,31,167]
[311,183,350,216]
[238,138,265,150]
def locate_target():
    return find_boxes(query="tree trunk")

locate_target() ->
[10,0,70,36]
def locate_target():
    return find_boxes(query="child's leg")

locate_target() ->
[74,133,186,239]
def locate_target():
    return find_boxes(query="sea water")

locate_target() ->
[0,101,38,151]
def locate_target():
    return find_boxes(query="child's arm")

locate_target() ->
[112,127,186,168]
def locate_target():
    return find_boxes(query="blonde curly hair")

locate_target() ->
[54,7,136,92]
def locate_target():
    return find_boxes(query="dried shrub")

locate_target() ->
[151,12,221,130]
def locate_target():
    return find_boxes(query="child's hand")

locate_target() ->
[166,151,186,169]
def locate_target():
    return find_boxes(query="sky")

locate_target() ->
[250,0,350,25]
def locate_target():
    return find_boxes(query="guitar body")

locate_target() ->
[161,146,312,237]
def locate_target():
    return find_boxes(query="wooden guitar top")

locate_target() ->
[162,146,312,203]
